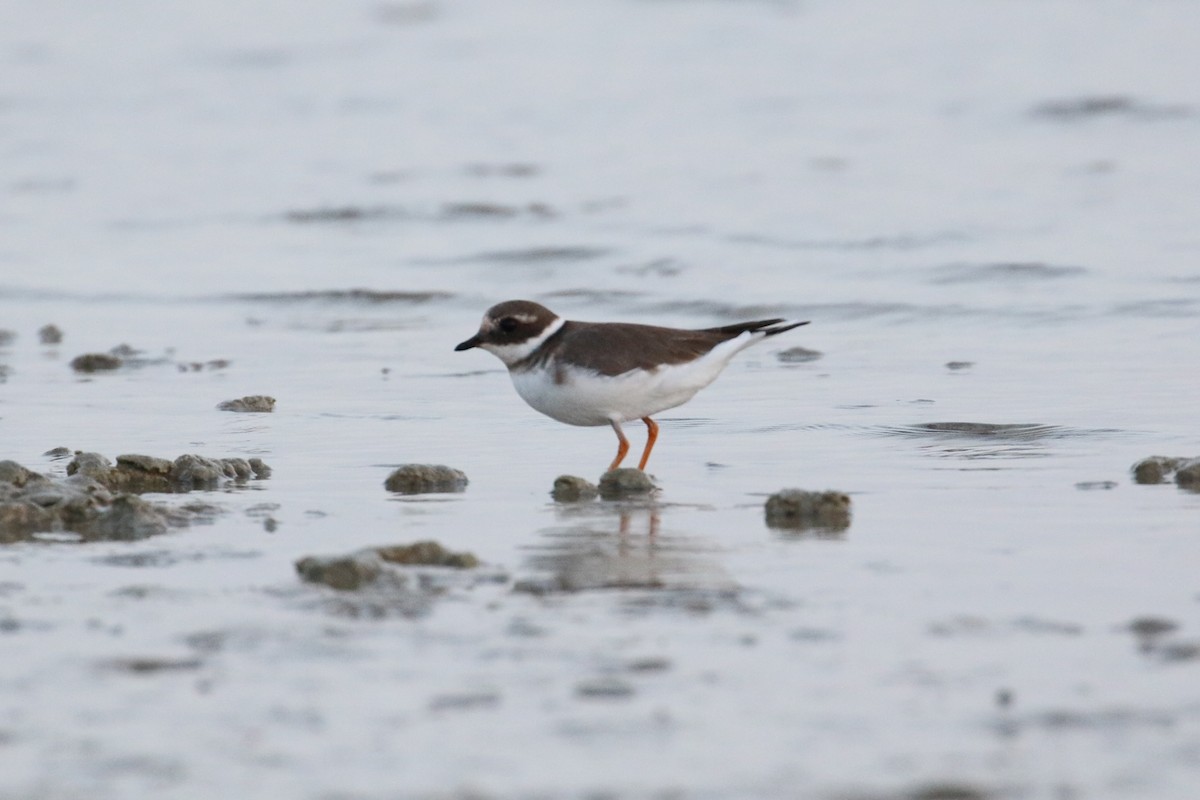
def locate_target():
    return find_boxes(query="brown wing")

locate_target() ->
[517,318,809,376]
[546,321,740,376]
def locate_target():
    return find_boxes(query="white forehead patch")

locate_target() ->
[480,316,564,367]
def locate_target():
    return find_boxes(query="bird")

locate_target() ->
[454,300,808,472]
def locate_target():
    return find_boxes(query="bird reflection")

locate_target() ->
[519,504,732,594]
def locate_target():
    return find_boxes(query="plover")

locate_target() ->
[455,300,808,472]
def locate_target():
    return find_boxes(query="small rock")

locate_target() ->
[66,452,114,480]
[38,324,63,345]
[374,540,479,569]
[295,554,384,591]
[248,458,271,478]
[219,458,253,481]
[945,360,975,370]
[216,395,276,413]
[384,464,468,494]
[776,346,823,363]
[116,454,173,475]
[170,454,234,488]
[598,468,655,500]
[70,353,122,373]
[551,475,598,502]
[0,503,57,541]
[765,489,852,531]
[43,447,72,460]
[88,495,169,540]
[0,330,15,346]
[1131,455,1189,484]
[0,461,44,488]
[1175,459,1200,490]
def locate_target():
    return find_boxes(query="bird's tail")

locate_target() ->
[703,318,810,339]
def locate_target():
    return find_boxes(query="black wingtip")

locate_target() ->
[762,320,810,337]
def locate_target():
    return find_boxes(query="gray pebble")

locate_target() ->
[598,468,655,500]
[551,475,598,502]
[384,464,468,494]
[765,489,852,531]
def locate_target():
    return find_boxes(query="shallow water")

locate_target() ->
[3,2,1200,798]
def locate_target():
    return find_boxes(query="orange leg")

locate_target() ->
[637,417,659,471]
[608,420,630,471]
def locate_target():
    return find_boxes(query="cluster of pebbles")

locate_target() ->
[764,489,852,532]
[0,452,270,543]
[551,470,853,533]
[1131,455,1200,489]
[551,468,656,502]
[296,541,480,591]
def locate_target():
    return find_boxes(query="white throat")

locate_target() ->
[481,316,565,367]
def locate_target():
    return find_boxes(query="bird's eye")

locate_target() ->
[498,317,518,333]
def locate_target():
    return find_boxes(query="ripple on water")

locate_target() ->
[538,288,647,306]
[642,298,933,322]
[228,289,453,304]
[723,230,970,251]
[640,299,1003,323]
[881,422,1095,440]
[871,422,1125,461]
[1031,95,1192,121]
[435,246,612,265]
[1110,298,1200,318]
[929,262,1087,284]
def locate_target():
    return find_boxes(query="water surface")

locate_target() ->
[3,2,1200,799]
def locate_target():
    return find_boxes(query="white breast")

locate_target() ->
[508,331,763,427]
